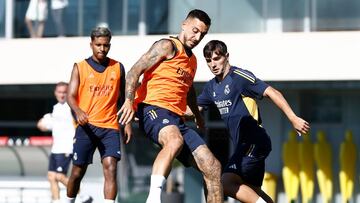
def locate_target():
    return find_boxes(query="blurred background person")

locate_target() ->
[37,82,92,203]
[25,0,48,38]
[51,0,68,37]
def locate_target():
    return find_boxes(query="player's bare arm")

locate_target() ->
[67,63,88,125]
[118,39,176,124]
[263,86,310,135]
[187,85,205,129]
[122,123,133,144]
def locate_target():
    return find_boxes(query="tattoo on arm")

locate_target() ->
[125,71,137,101]
[125,39,175,101]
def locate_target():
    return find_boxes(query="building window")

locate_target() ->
[301,92,342,123]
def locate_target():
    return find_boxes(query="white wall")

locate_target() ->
[1,31,360,84]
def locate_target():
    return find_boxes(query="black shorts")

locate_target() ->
[72,123,121,165]
[223,143,271,187]
[48,153,72,174]
[137,103,206,167]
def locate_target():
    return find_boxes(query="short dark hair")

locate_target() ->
[186,9,211,27]
[56,81,68,87]
[203,40,228,58]
[90,27,112,41]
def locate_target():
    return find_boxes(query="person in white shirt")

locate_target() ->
[51,0,68,36]
[37,82,92,203]
[25,0,48,38]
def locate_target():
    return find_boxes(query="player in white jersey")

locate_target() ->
[37,82,92,203]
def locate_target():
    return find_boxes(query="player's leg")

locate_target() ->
[48,153,61,202]
[54,153,92,202]
[98,127,121,202]
[146,125,184,203]
[56,173,68,186]
[55,153,72,186]
[137,104,184,203]
[179,128,223,203]
[66,124,96,202]
[66,164,88,202]
[102,157,118,201]
[191,144,223,203]
[48,171,61,202]
[223,143,272,203]
[222,172,270,203]
[154,125,184,176]
[251,186,273,203]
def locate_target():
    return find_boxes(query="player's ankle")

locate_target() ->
[64,196,75,203]
[256,197,266,203]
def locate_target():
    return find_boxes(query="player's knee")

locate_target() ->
[47,172,56,182]
[103,159,117,177]
[71,168,85,180]
[104,163,117,174]
[55,173,65,181]
[169,136,184,151]
[221,173,244,195]
[203,157,221,181]
[221,178,234,196]
[162,134,184,155]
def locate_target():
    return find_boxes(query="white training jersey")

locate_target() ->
[51,0,68,10]
[42,102,74,153]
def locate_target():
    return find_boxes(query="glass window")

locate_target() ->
[61,0,80,36]
[218,0,264,33]
[282,0,306,32]
[301,92,342,123]
[14,0,29,38]
[127,0,140,35]
[0,0,4,37]
[107,0,124,35]
[315,0,360,31]
[146,0,168,34]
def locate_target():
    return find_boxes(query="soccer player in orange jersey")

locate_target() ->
[118,9,223,203]
[66,27,132,203]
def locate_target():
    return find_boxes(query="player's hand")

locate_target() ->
[194,114,206,132]
[118,99,135,125]
[184,106,195,121]
[122,123,133,144]
[37,118,48,132]
[291,116,310,136]
[75,109,89,125]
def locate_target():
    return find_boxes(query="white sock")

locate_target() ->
[104,199,115,203]
[52,200,61,203]
[146,175,166,203]
[79,194,91,201]
[65,197,76,203]
[256,197,266,203]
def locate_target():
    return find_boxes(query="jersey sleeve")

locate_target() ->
[42,113,53,130]
[197,82,214,109]
[233,68,269,99]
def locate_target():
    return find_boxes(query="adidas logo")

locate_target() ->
[229,164,237,170]
[162,119,169,124]
[56,166,63,172]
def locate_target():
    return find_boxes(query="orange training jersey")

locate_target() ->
[77,58,121,130]
[134,37,197,116]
